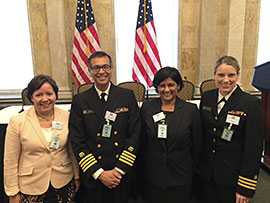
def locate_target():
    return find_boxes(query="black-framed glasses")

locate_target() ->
[89,64,111,72]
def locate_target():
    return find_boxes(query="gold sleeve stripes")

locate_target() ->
[79,153,97,173]
[237,176,257,190]
[119,150,136,167]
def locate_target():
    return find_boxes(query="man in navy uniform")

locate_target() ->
[199,56,263,203]
[69,51,141,203]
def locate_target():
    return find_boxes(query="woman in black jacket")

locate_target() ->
[139,67,202,203]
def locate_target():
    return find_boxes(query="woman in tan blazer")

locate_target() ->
[4,75,79,203]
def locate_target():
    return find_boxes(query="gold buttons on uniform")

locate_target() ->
[115,154,119,158]
[98,156,102,160]
[213,128,216,132]
[97,144,101,148]
[97,133,101,137]
[114,142,119,147]
[114,131,118,135]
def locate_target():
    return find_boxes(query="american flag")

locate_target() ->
[132,0,161,88]
[71,0,101,86]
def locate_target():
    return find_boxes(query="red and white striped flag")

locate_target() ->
[71,0,101,87]
[132,0,162,88]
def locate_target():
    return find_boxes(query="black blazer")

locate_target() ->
[139,97,202,189]
[199,86,263,197]
[69,84,141,189]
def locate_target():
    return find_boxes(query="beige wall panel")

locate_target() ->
[199,0,218,82]
[46,0,71,99]
[215,0,230,58]
[63,0,77,92]
[241,0,261,91]
[199,0,230,82]
[180,0,201,84]
[181,48,200,81]
[92,0,116,84]
[27,0,51,75]
[227,0,246,65]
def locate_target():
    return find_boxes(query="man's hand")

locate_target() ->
[236,192,250,203]
[98,169,122,189]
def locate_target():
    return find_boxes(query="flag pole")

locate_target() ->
[84,0,90,56]
[71,0,100,85]
[143,0,147,53]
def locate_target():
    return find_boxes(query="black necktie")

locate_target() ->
[100,92,106,103]
[217,97,226,105]
[217,97,226,114]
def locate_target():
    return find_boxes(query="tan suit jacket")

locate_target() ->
[4,107,79,196]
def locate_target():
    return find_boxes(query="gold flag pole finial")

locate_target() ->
[143,0,147,53]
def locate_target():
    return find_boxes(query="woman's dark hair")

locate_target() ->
[26,74,59,102]
[152,67,184,92]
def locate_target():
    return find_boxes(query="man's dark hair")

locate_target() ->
[88,51,112,68]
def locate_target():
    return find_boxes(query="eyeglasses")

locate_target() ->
[89,64,111,72]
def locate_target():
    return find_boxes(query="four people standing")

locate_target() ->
[3,53,263,203]
[199,56,263,203]
[69,51,141,203]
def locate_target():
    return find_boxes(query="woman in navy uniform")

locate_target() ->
[69,51,141,203]
[139,67,202,203]
[199,56,263,203]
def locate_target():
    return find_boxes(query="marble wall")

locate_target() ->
[27,0,115,99]
[27,0,261,99]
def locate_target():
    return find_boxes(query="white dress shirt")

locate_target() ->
[94,83,111,102]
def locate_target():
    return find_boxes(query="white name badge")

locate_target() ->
[226,114,240,125]
[221,128,234,142]
[153,112,166,123]
[158,124,167,139]
[102,124,112,138]
[105,111,117,122]
[52,121,63,130]
[50,134,60,150]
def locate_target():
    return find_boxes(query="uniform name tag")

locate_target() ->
[52,121,63,130]
[105,111,117,122]
[226,114,240,125]
[221,128,234,142]
[102,124,112,138]
[158,124,167,139]
[153,112,166,123]
[50,133,60,149]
